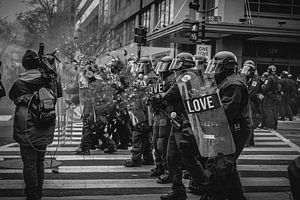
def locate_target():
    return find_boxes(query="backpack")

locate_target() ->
[30,87,57,125]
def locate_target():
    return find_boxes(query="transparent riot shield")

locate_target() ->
[176,69,236,157]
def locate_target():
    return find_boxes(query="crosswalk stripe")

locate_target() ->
[1,154,295,161]
[243,147,298,151]
[0,177,289,189]
[238,155,298,160]
[254,137,281,141]
[0,164,288,174]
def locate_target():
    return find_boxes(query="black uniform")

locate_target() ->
[218,73,251,200]
[279,77,294,121]
[246,74,262,145]
[261,74,281,129]
[161,76,207,199]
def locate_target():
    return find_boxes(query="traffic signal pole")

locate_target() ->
[201,0,206,44]
[137,0,143,61]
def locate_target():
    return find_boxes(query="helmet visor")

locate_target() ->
[157,61,170,73]
[240,65,251,76]
[205,59,221,74]
[137,63,147,74]
[168,59,183,71]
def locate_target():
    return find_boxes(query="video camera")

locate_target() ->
[38,42,60,78]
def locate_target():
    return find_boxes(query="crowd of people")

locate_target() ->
[62,49,300,200]
[1,47,300,200]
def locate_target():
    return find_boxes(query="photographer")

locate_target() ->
[9,49,62,200]
[0,61,6,99]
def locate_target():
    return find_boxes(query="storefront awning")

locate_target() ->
[147,19,300,42]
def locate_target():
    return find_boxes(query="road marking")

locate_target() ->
[243,147,298,152]
[254,142,289,146]
[254,137,281,141]
[0,164,288,174]
[270,130,300,153]
[2,154,294,161]
[0,177,289,189]
[238,155,298,160]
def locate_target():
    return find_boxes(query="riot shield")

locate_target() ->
[176,69,236,157]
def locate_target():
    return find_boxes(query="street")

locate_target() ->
[0,120,299,200]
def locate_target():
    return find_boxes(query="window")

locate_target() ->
[99,0,109,20]
[156,0,174,28]
[141,8,151,31]
[247,0,300,19]
[125,17,135,44]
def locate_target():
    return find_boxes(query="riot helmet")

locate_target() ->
[261,72,269,82]
[169,52,195,71]
[281,70,289,79]
[194,55,208,71]
[267,65,276,75]
[155,56,173,79]
[205,51,238,85]
[241,60,256,81]
[137,57,153,75]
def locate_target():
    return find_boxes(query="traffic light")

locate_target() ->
[134,26,147,45]
[189,23,199,42]
[189,0,200,11]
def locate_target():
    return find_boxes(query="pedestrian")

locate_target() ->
[205,51,251,200]
[241,60,262,146]
[279,71,294,121]
[261,65,281,129]
[0,61,6,99]
[9,49,62,200]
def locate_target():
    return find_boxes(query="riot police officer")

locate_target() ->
[261,65,281,130]
[159,52,207,200]
[124,57,155,167]
[205,51,251,200]
[149,56,173,178]
[279,71,294,121]
[241,60,262,146]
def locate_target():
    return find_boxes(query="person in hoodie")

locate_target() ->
[9,50,62,200]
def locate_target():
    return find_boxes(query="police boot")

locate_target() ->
[75,149,90,155]
[160,191,187,200]
[123,159,142,167]
[150,165,164,177]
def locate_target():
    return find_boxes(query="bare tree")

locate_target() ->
[17,0,75,51]
[0,18,16,61]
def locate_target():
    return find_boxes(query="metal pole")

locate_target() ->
[137,0,143,61]
[201,0,206,44]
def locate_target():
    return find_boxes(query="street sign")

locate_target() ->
[196,44,211,60]
[205,16,222,22]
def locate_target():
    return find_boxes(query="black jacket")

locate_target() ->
[9,69,57,147]
[219,73,251,125]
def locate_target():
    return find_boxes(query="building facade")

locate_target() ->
[75,0,300,76]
